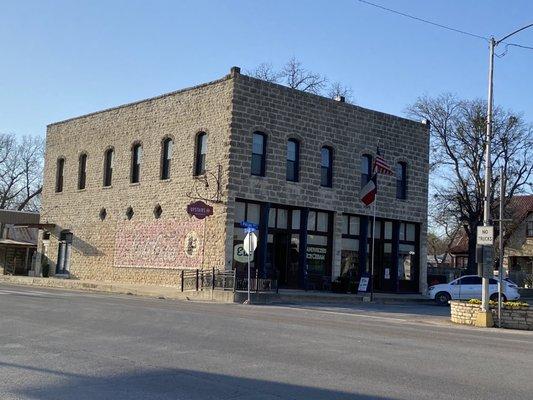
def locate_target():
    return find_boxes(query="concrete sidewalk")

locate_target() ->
[0,275,432,305]
[0,275,234,302]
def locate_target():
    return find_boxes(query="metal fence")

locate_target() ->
[180,268,277,293]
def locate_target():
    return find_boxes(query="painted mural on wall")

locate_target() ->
[114,218,205,269]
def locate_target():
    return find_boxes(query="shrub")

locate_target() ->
[467,298,529,307]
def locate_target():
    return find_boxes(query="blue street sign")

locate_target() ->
[240,220,259,232]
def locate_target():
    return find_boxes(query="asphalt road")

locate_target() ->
[1,284,532,400]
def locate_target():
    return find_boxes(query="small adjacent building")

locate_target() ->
[450,195,533,287]
[0,210,40,276]
[38,67,430,293]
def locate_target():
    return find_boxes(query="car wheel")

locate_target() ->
[490,293,507,302]
[435,291,451,306]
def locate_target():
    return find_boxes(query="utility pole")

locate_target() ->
[481,37,495,316]
[477,23,533,327]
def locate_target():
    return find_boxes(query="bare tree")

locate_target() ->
[327,81,354,103]
[407,94,533,274]
[248,58,357,101]
[0,133,44,212]
[246,62,281,83]
[279,57,327,95]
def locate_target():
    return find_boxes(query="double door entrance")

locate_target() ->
[267,232,300,288]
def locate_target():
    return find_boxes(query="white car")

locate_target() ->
[427,275,520,306]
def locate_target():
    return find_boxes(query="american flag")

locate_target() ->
[373,147,394,175]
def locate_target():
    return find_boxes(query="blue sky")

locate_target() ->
[1,0,532,137]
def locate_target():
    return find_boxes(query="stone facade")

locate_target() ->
[450,301,533,330]
[39,67,429,290]
[40,75,235,285]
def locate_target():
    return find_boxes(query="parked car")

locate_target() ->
[427,275,520,306]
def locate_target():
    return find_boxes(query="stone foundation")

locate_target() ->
[450,301,533,330]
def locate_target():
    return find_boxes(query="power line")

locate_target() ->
[357,0,489,41]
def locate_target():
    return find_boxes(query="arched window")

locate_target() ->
[55,158,65,193]
[103,148,114,187]
[286,139,300,182]
[78,153,87,190]
[130,143,142,183]
[396,162,407,199]
[251,132,266,176]
[194,132,207,176]
[361,154,372,188]
[161,137,173,180]
[321,146,333,187]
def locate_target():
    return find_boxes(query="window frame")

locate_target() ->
[251,132,267,177]
[160,137,173,180]
[78,153,87,190]
[396,161,407,200]
[320,146,333,187]
[526,217,533,238]
[103,148,114,187]
[55,157,65,193]
[194,132,207,176]
[361,154,372,188]
[130,142,142,184]
[286,138,300,182]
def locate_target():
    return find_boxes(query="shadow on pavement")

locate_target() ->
[269,301,451,319]
[3,361,395,400]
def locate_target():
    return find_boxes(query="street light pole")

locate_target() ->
[480,23,533,321]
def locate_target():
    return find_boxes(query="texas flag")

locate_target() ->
[360,174,377,206]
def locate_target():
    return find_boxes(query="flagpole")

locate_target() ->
[370,179,377,302]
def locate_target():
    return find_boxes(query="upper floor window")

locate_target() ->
[103,148,114,187]
[286,139,300,182]
[321,146,333,187]
[78,153,87,190]
[194,132,207,176]
[527,214,533,237]
[361,154,372,188]
[161,137,173,180]
[55,158,65,193]
[251,132,266,176]
[131,143,142,183]
[396,162,407,199]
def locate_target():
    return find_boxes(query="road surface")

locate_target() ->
[1,284,531,399]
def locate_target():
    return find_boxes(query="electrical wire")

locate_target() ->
[357,0,533,54]
[356,0,489,41]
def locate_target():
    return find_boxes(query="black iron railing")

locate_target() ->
[180,268,277,293]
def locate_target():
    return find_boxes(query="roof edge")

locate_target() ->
[47,74,233,128]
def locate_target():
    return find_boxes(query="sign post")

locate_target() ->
[241,221,258,304]
[476,225,494,327]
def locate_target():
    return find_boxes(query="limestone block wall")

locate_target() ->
[450,301,533,330]
[227,73,430,290]
[40,76,234,285]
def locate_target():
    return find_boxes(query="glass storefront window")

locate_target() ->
[277,209,288,229]
[349,216,360,236]
[399,244,416,281]
[406,224,415,242]
[384,221,392,240]
[341,238,359,278]
[292,210,300,230]
[399,223,405,241]
[382,243,392,281]
[317,212,328,232]
[235,202,245,223]
[341,215,349,235]
[248,203,260,224]
[268,208,276,228]
[308,211,316,231]
[306,234,328,275]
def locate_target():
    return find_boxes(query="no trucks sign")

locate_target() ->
[477,226,494,246]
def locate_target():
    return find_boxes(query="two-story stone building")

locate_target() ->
[38,67,429,293]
